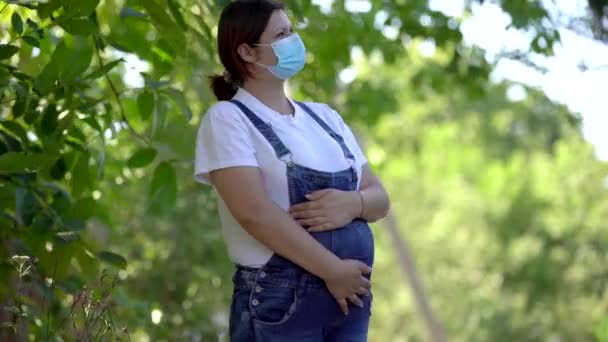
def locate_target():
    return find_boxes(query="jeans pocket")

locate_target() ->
[249,282,298,326]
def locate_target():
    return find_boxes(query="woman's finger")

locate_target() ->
[338,298,349,315]
[305,189,332,200]
[291,209,322,219]
[359,277,371,289]
[289,201,321,213]
[298,217,326,227]
[356,287,370,297]
[307,223,334,232]
[348,294,364,308]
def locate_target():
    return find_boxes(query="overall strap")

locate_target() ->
[295,101,355,162]
[229,100,291,160]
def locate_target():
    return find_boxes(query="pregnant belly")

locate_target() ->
[311,219,375,267]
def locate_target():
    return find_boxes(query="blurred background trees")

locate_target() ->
[1,0,607,340]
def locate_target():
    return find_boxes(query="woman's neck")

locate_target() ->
[241,78,294,115]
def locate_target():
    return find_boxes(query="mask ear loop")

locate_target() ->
[250,41,277,69]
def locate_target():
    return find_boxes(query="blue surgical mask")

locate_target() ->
[255,33,306,80]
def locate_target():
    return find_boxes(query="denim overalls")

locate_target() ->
[228,100,375,342]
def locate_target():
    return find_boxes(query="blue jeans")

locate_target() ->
[230,264,373,341]
[228,100,375,341]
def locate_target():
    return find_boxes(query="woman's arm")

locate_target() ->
[357,163,390,222]
[289,164,390,230]
[210,166,371,314]
[211,166,342,276]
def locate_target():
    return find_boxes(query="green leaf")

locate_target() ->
[138,0,185,50]
[21,35,39,47]
[82,116,103,134]
[120,6,149,19]
[84,58,124,79]
[63,0,100,18]
[40,104,58,136]
[75,247,99,281]
[82,116,102,133]
[96,251,127,268]
[58,17,98,36]
[71,152,92,197]
[37,0,63,18]
[36,40,92,93]
[127,148,157,168]
[137,90,154,120]
[0,45,19,59]
[11,83,30,118]
[34,42,65,94]
[50,188,70,214]
[64,219,85,231]
[0,121,29,144]
[32,213,54,233]
[66,196,97,220]
[59,276,85,293]
[0,152,56,174]
[68,125,87,144]
[55,231,80,244]
[12,12,24,35]
[213,0,231,10]
[0,67,10,84]
[161,88,192,121]
[167,0,188,32]
[0,130,22,152]
[50,155,68,179]
[59,41,93,82]
[7,0,46,4]
[141,73,171,89]
[15,188,37,226]
[152,95,168,137]
[26,18,38,30]
[148,161,177,215]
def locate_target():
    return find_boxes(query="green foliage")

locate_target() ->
[0,0,606,340]
[0,44,19,59]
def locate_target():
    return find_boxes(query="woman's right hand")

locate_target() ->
[322,259,372,315]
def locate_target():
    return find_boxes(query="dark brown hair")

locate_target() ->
[209,0,285,101]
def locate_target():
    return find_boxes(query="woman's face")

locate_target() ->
[252,10,294,68]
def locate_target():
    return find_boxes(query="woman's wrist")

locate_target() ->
[354,190,365,219]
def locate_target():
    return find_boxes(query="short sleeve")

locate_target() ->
[194,102,259,185]
[324,105,368,169]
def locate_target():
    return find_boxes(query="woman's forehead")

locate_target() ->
[264,10,292,33]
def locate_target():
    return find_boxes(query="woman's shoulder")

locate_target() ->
[295,101,345,127]
[205,100,241,117]
[200,100,248,125]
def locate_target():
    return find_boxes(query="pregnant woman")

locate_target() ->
[194,1,390,340]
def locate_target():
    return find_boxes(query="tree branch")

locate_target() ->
[92,36,151,146]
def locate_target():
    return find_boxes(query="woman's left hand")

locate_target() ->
[289,189,361,232]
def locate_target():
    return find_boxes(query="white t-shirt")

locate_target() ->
[194,88,368,266]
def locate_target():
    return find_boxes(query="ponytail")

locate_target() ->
[209,73,238,101]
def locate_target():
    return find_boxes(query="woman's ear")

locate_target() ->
[237,43,257,64]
